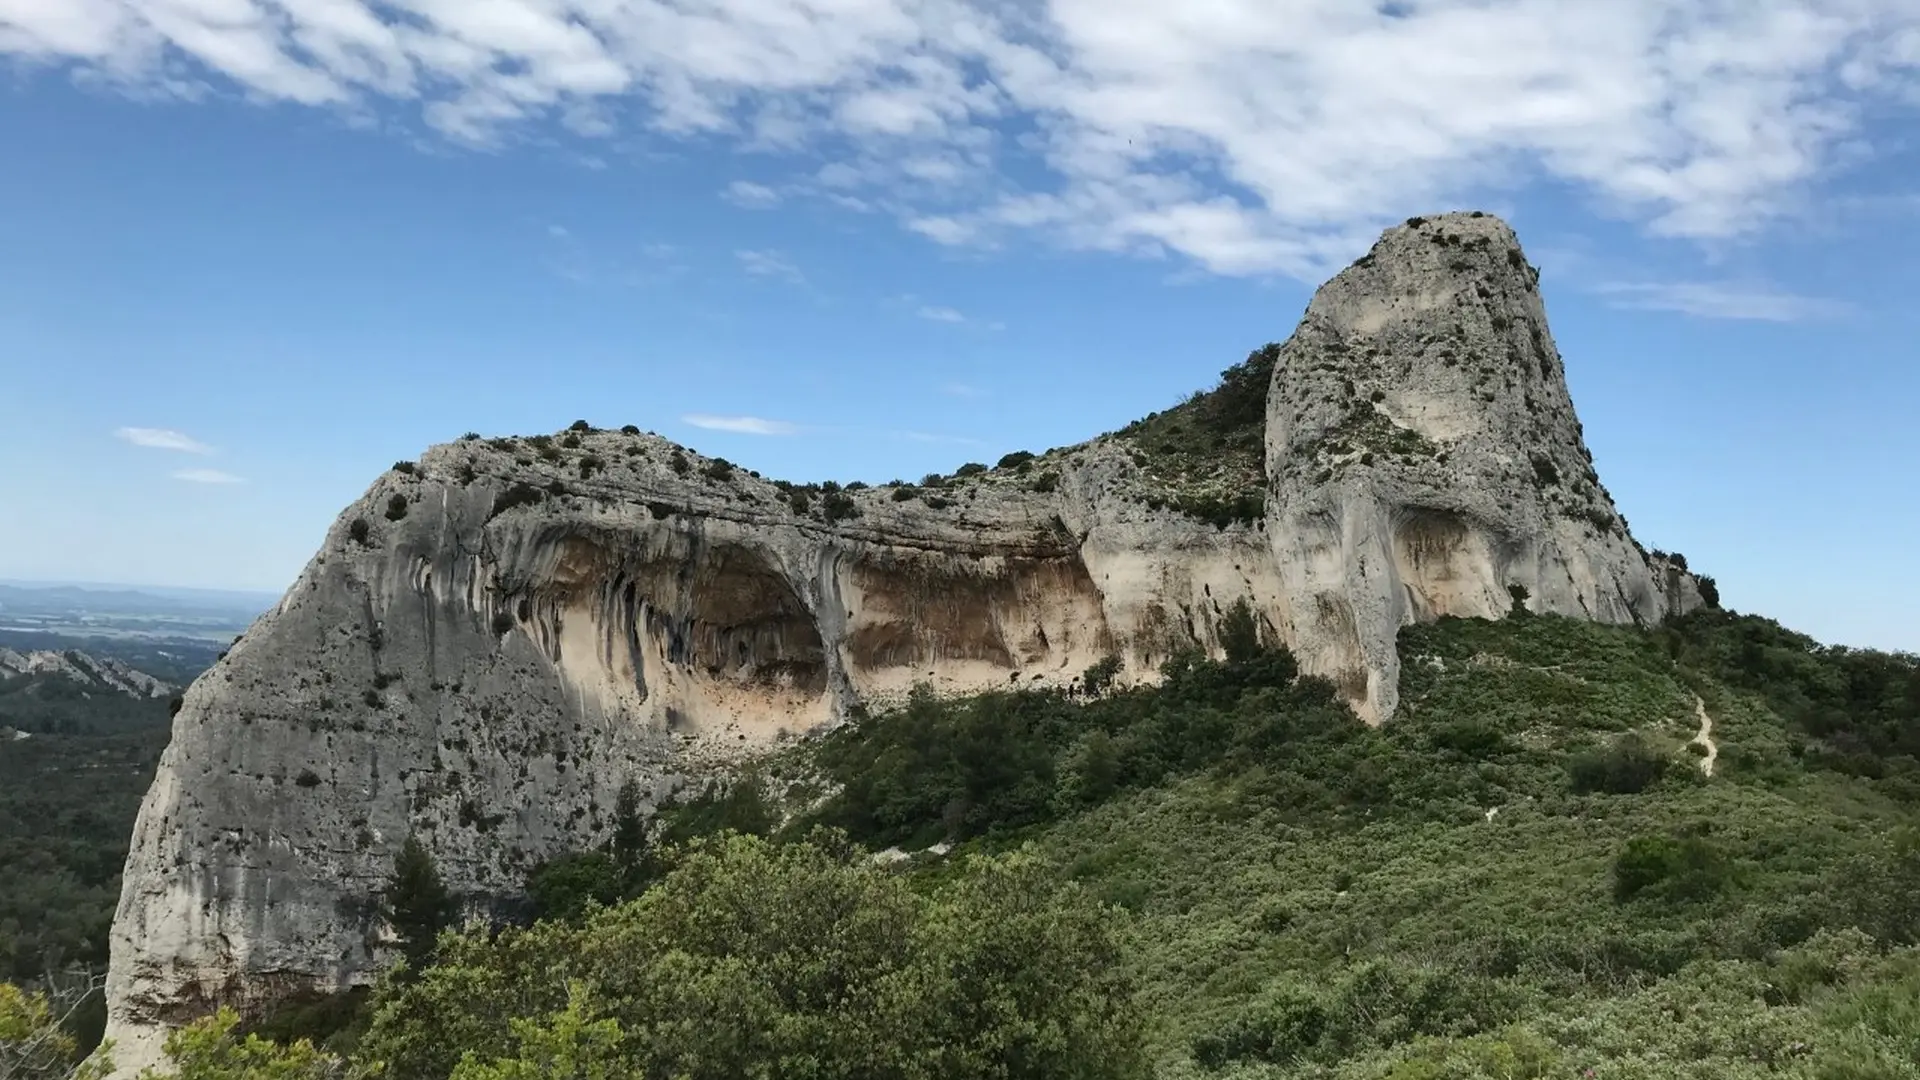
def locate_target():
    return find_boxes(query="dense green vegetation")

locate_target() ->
[0,636,209,1053]
[781,607,1919,1078]
[1113,343,1277,523]
[9,605,1920,1079]
[0,724,165,986]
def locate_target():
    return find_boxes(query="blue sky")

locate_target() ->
[0,1,1916,655]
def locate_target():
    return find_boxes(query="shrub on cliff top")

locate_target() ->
[489,483,543,518]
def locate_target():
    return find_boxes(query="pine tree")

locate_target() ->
[609,779,647,878]
[385,836,455,977]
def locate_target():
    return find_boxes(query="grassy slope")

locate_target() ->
[876,613,1920,1078]
[241,607,1920,1079]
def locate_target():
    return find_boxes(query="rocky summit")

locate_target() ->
[100,211,1704,1074]
[1265,212,1702,718]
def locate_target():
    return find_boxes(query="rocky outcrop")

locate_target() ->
[1262,212,1684,719]
[0,647,176,698]
[101,211,1704,1074]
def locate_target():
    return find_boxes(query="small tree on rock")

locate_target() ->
[385,836,456,977]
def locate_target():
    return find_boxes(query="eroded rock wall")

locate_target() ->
[1264,212,1675,719]
[102,435,1282,1074]
[104,210,1702,1074]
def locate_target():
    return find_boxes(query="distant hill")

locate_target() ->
[0,581,273,643]
[0,647,177,699]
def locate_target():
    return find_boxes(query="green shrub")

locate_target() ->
[955,462,988,477]
[1569,735,1669,794]
[348,518,372,545]
[1192,987,1327,1069]
[890,485,919,502]
[392,461,417,475]
[1081,655,1123,696]
[568,420,592,433]
[821,491,860,523]
[361,836,1147,1080]
[490,483,544,517]
[997,451,1036,469]
[526,851,628,921]
[1613,832,1733,903]
[384,495,410,521]
[242,987,371,1055]
[1030,470,1061,493]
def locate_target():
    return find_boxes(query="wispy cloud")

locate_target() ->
[544,224,683,287]
[722,181,782,209]
[939,382,985,399]
[115,427,213,454]
[735,249,804,283]
[916,305,966,323]
[1594,282,1854,323]
[10,2,1920,278]
[682,414,801,436]
[172,468,244,485]
[892,430,987,447]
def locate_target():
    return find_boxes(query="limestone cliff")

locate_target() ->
[1263,212,1691,719]
[102,211,1704,1073]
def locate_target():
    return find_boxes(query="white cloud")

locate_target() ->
[939,381,984,398]
[171,468,244,484]
[1594,281,1854,322]
[735,249,804,282]
[916,305,966,323]
[9,1,1920,277]
[892,430,987,447]
[682,414,800,436]
[722,180,782,208]
[115,427,212,454]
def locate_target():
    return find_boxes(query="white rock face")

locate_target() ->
[100,438,1281,1075]
[0,647,176,698]
[1263,212,1689,720]
[101,211,1703,1074]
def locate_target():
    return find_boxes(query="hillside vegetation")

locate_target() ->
[9,608,1919,1079]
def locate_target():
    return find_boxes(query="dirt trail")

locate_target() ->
[1689,694,1718,777]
